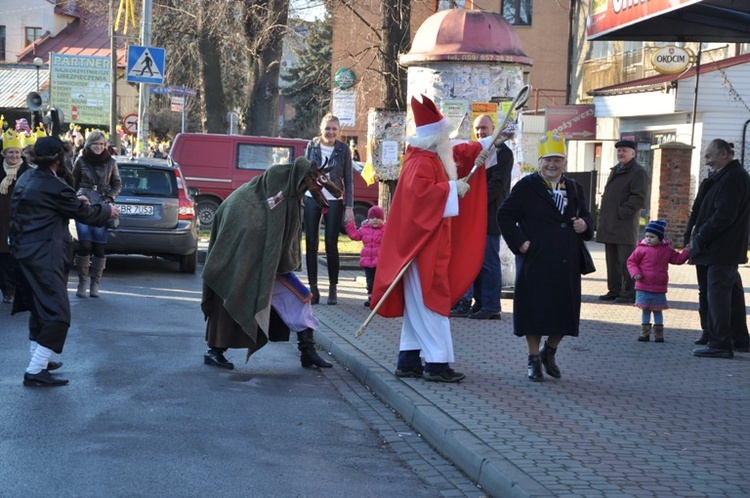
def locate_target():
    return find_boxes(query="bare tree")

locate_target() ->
[380,0,410,110]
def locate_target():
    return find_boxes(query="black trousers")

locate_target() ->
[0,252,17,298]
[604,243,635,298]
[696,264,748,349]
[303,196,343,287]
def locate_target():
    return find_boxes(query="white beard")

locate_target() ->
[436,140,457,181]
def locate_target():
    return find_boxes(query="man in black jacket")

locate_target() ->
[690,139,750,358]
[451,114,512,320]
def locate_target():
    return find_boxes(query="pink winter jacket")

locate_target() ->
[345,220,385,269]
[626,239,690,293]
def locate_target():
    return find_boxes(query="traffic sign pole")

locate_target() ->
[136,0,153,157]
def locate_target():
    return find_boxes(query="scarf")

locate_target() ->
[0,159,21,195]
[540,173,568,214]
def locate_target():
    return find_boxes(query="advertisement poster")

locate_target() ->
[49,53,111,125]
[332,88,356,127]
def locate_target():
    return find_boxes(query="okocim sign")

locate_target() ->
[651,46,694,74]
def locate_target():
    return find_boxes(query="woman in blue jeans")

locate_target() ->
[303,114,354,305]
[72,131,121,298]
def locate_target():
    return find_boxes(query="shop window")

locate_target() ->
[502,0,532,26]
[25,27,42,46]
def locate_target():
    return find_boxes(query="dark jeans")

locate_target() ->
[304,196,344,287]
[0,252,17,298]
[604,243,635,298]
[696,264,748,348]
[459,235,502,312]
[364,266,376,296]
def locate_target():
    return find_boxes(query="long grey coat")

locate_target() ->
[498,173,594,337]
[595,159,648,245]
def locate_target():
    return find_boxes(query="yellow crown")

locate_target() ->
[538,131,566,159]
[2,129,25,150]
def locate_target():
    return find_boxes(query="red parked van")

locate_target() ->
[169,133,378,229]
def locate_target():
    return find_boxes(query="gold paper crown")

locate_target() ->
[538,131,566,158]
[2,129,26,150]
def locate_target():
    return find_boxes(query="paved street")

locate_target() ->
[309,242,750,498]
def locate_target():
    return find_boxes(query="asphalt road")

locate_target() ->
[0,256,483,498]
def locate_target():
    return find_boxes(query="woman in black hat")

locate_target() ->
[10,136,119,387]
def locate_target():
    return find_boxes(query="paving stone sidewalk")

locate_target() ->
[309,242,750,498]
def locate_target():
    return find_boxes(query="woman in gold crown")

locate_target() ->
[497,133,594,382]
[72,130,122,298]
[0,131,30,304]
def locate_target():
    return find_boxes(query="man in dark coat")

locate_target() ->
[498,132,594,381]
[595,139,648,303]
[201,157,336,370]
[451,114,513,320]
[689,139,750,358]
[10,136,117,387]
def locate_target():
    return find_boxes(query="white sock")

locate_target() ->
[30,341,38,356]
[26,345,53,374]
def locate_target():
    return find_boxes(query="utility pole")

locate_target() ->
[136,0,153,156]
[109,0,120,150]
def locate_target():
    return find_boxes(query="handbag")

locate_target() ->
[569,177,596,275]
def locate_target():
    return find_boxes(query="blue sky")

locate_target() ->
[291,0,326,21]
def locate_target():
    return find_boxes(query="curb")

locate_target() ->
[314,328,552,498]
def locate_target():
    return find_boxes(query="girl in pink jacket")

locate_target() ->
[627,220,690,342]
[345,206,385,306]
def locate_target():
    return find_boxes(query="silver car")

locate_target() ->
[104,156,199,273]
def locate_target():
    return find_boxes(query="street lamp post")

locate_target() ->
[33,57,43,93]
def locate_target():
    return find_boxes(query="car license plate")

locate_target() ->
[116,204,154,216]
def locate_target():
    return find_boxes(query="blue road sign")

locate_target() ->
[150,85,197,97]
[127,46,166,85]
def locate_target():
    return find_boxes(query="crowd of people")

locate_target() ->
[3,102,748,388]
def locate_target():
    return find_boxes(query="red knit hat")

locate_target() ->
[367,205,384,220]
[410,94,449,137]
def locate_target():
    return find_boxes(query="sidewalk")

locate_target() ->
[309,242,750,498]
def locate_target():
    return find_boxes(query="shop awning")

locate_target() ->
[587,0,750,42]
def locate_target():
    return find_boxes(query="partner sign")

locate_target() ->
[546,105,596,140]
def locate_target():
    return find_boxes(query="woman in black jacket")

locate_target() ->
[303,114,354,305]
[10,136,118,387]
[72,130,122,298]
[0,133,30,304]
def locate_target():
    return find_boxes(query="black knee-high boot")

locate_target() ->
[297,329,332,368]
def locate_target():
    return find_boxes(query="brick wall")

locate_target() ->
[649,143,694,248]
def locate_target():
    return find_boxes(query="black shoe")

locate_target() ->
[450,303,471,318]
[598,292,618,301]
[204,349,235,369]
[469,309,502,320]
[47,361,62,371]
[692,347,734,359]
[734,343,750,353]
[422,369,465,383]
[615,296,635,304]
[528,355,544,381]
[23,369,69,387]
[310,286,320,305]
[395,366,424,378]
[694,332,709,345]
[539,343,561,379]
[327,285,337,305]
[363,300,371,307]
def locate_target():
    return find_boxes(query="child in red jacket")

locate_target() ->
[345,206,385,306]
[627,220,690,342]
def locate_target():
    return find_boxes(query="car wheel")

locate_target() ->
[180,251,197,274]
[196,199,220,229]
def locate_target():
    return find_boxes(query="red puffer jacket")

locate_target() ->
[626,239,690,293]
[345,220,385,269]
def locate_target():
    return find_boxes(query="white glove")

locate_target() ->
[475,148,490,165]
[456,178,470,198]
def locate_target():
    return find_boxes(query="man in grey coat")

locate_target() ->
[595,139,648,303]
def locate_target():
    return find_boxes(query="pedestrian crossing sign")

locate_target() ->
[127,45,165,85]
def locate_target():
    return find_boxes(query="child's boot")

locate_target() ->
[638,323,651,342]
[653,324,664,343]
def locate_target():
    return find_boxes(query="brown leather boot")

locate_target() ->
[653,324,664,343]
[638,323,651,342]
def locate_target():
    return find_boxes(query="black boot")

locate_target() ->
[694,331,709,345]
[527,355,544,382]
[539,342,561,379]
[204,348,234,369]
[297,329,332,368]
[327,284,337,305]
[310,285,320,305]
